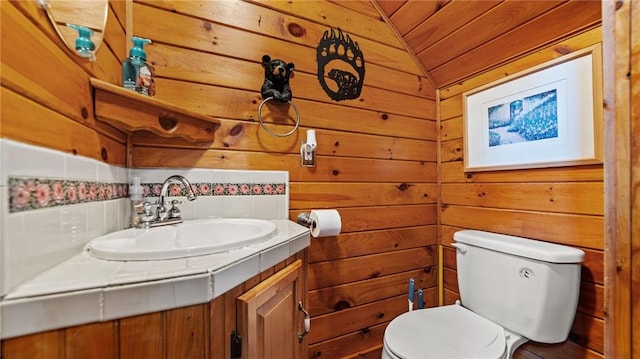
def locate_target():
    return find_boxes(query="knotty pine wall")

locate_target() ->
[127,1,437,358]
[439,28,605,359]
[1,1,127,165]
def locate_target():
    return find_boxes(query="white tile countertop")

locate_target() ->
[0,219,310,339]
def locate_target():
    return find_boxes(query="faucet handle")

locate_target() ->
[139,202,156,227]
[168,199,183,219]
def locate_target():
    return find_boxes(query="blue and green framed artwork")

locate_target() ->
[463,45,603,171]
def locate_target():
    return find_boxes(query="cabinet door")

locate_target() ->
[237,260,306,359]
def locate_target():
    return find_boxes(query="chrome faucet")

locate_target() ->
[138,175,197,228]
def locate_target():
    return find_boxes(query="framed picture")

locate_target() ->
[463,45,603,172]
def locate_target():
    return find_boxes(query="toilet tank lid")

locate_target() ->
[453,230,585,263]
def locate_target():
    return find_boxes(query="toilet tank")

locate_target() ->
[453,230,584,343]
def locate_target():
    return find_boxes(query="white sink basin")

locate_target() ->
[85,218,277,261]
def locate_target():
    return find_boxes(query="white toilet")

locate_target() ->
[382,230,585,359]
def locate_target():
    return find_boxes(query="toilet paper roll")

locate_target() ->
[309,209,342,238]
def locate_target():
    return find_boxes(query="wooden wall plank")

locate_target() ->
[441,161,603,183]
[133,147,437,183]
[631,0,640,354]
[309,268,437,316]
[10,0,121,84]
[299,205,437,233]
[441,205,603,250]
[151,77,435,121]
[308,322,388,359]
[290,183,436,208]
[344,345,383,359]
[134,119,436,154]
[1,1,126,163]
[244,0,405,51]
[147,38,432,100]
[133,91,435,141]
[308,226,436,263]
[602,0,637,357]
[2,87,127,165]
[2,2,96,125]
[441,182,604,215]
[308,247,435,290]
[516,340,604,359]
[309,293,435,343]
[135,1,424,79]
[104,1,127,66]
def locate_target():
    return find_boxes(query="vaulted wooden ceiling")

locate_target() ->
[374,0,602,89]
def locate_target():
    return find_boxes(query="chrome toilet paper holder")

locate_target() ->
[297,212,314,228]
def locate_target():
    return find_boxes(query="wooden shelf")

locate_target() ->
[90,78,220,142]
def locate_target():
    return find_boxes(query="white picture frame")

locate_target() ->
[463,45,603,172]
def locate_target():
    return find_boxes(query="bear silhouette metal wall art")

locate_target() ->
[316,28,365,102]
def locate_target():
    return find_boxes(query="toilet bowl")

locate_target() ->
[382,230,584,359]
[382,304,527,359]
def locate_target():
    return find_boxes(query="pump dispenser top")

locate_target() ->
[129,37,151,61]
[122,36,155,96]
[67,24,96,61]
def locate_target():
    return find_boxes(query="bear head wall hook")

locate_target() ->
[257,54,301,137]
[261,54,295,102]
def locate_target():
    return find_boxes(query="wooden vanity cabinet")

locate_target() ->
[0,251,308,359]
[237,259,306,359]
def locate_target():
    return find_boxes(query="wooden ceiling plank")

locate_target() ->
[417,0,564,71]
[375,0,407,17]
[389,0,451,36]
[404,0,503,55]
[430,0,601,87]
[328,0,381,19]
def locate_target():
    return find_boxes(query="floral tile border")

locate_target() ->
[8,177,287,213]
[142,182,287,197]
[9,177,128,213]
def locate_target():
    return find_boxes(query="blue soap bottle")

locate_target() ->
[122,37,155,96]
[67,24,96,61]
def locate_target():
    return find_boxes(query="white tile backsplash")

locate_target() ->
[225,196,253,218]
[0,141,5,186]
[195,196,227,219]
[2,139,66,182]
[1,140,129,295]
[130,168,169,183]
[0,186,6,297]
[65,155,98,182]
[253,195,286,219]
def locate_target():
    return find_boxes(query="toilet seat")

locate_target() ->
[383,305,507,359]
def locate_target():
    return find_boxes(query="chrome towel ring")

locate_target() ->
[257,96,301,137]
